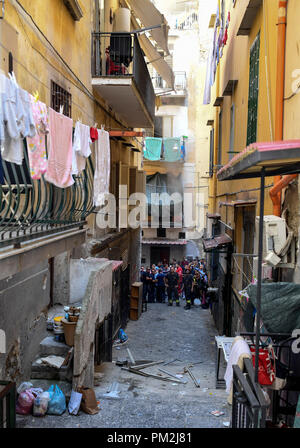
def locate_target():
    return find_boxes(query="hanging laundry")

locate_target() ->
[90,126,98,143]
[72,121,92,175]
[144,137,162,161]
[94,128,110,206]
[26,95,49,180]
[163,138,181,162]
[1,75,36,165]
[44,108,74,188]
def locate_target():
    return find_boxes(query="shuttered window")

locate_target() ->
[246,32,260,146]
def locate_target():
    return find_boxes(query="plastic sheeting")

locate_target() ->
[246,282,300,334]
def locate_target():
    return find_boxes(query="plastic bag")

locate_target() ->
[68,390,82,415]
[118,329,128,343]
[17,382,33,395]
[47,384,66,415]
[33,392,50,417]
[16,389,35,415]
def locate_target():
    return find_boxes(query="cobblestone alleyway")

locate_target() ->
[17,303,231,428]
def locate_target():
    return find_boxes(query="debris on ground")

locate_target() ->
[210,410,225,417]
[98,382,121,400]
[40,355,66,369]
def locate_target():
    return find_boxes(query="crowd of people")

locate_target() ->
[140,258,209,310]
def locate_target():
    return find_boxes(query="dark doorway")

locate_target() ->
[150,246,170,265]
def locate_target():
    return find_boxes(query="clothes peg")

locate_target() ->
[33,91,39,102]
[59,105,64,114]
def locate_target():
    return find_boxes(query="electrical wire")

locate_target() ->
[9,0,127,128]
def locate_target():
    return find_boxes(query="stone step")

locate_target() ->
[31,359,73,382]
[39,336,70,357]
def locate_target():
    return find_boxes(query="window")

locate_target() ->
[179,232,186,239]
[51,81,72,117]
[229,104,235,160]
[247,33,260,146]
[157,228,166,238]
[209,128,214,177]
[217,110,223,167]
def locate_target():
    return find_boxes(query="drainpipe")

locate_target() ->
[270,0,294,216]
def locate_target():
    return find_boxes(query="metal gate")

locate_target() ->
[94,314,113,366]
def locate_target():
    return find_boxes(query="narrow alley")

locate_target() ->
[16,303,230,429]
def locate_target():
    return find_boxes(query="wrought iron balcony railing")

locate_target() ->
[91,32,155,124]
[0,143,95,249]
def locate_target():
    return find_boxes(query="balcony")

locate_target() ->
[153,71,187,106]
[91,32,155,129]
[0,153,94,250]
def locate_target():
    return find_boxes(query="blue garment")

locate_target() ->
[156,273,165,286]
[144,137,162,161]
[163,138,181,162]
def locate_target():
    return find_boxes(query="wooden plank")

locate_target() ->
[109,131,144,137]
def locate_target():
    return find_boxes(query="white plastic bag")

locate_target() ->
[33,392,50,417]
[17,382,33,395]
[68,390,82,415]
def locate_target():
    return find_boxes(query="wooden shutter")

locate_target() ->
[247,33,260,146]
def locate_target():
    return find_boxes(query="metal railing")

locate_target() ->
[153,71,187,93]
[0,144,95,248]
[0,381,16,428]
[91,32,155,122]
[232,358,269,428]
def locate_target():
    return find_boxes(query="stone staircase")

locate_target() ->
[31,336,73,382]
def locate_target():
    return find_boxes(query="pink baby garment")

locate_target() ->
[26,95,49,179]
[45,108,74,188]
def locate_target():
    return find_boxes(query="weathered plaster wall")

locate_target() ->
[0,262,50,381]
[73,260,113,388]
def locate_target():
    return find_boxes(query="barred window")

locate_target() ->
[51,81,72,118]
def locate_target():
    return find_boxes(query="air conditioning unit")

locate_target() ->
[253,215,295,277]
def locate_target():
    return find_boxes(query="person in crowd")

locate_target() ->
[165,266,180,307]
[199,265,209,308]
[156,268,166,303]
[176,263,183,297]
[183,266,194,310]
[148,268,157,303]
[192,270,202,305]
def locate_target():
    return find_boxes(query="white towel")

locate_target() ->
[224,336,251,393]
[94,129,110,206]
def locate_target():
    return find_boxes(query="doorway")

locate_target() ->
[150,246,170,266]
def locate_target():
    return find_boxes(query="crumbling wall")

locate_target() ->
[73,260,113,388]
[0,262,50,381]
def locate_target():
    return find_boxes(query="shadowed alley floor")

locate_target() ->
[17,303,231,428]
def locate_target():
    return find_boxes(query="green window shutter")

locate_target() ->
[247,32,260,146]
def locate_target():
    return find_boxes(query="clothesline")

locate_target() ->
[0,72,110,202]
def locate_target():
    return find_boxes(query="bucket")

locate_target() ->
[62,318,77,346]
[53,316,64,335]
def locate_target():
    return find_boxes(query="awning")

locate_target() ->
[138,33,174,89]
[142,239,187,246]
[217,140,300,181]
[202,234,232,252]
[129,10,174,88]
[126,0,169,53]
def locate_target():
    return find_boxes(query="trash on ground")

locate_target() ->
[78,387,99,414]
[99,382,121,400]
[127,348,136,365]
[68,390,82,415]
[47,384,66,415]
[183,366,200,388]
[210,410,225,417]
[33,392,50,417]
[17,382,33,395]
[223,421,230,427]
[119,328,128,343]
[16,389,35,415]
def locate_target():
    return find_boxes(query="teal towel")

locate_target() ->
[163,138,181,162]
[144,137,162,161]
